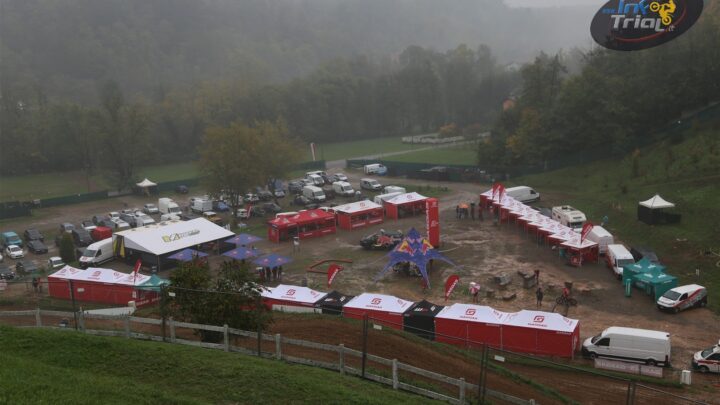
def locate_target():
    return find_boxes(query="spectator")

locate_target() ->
[470,202,476,220]
[536,287,544,308]
[469,282,481,303]
[292,237,300,252]
[455,205,460,219]
[271,267,277,281]
[278,265,283,281]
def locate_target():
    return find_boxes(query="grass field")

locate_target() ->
[308,136,426,161]
[386,145,478,166]
[512,129,720,312]
[0,326,434,405]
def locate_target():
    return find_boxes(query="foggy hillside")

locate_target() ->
[0,0,594,102]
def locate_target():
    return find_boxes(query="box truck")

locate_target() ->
[586,226,614,255]
[78,239,114,269]
[191,198,213,213]
[158,198,181,215]
[552,206,587,231]
[582,327,671,367]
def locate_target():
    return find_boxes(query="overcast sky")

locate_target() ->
[504,0,601,7]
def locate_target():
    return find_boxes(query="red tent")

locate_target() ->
[434,304,507,348]
[260,284,327,312]
[560,237,599,265]
[501,310,580,357]
[334,200,384,230]
[342,293,412,330]
[267,209,336,243]
[47,265,159,307]
[384,192,428,220]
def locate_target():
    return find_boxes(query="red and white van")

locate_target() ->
[692,341,720,374]
[656,284,707,313]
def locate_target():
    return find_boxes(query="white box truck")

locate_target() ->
[586,225,614,255]
[78,239,114,269]
[191,198,213,213]
[302,185,326,202]
[332,181,355,197]
[605,244,635,279]
[505,186,540,203]
[582,327,671,367]
[158,198,181,215]
[656,284,707,313]
[552,206,587,231]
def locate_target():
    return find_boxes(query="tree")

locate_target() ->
[59,233,76,264]
[166,260,271,342]
[199,121,300,222]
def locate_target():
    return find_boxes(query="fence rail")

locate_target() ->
[0,309,534,405]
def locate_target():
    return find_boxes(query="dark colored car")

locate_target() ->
[59,223,75,233]
[72,229,93,247]
[16,260,39,274]
[293,195,311,206]
[93,215,110,226]
[0,265,16,280]
[360,230,404,250]
[288,181,305,193]
[213,201,230,212]
[258,190,273,201]
[250,207,266,218]
[24,228,44,242]
[120,213,138,228]
[262,203,282,214]
[27,240,48,254]
[630,246,661,264]
[175,185,189,194]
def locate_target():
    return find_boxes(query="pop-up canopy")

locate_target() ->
[434,304,507,348]
[334,200,384,230]
[638,194,680,225]
[261,284,327,309]
[384,192,428,220]
[343,292,413,329]
[501,310,580,357]
[639,194,675,209]
[136,178,157,187]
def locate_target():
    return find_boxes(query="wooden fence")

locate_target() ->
[0,309,535,405]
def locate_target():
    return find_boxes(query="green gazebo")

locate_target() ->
[622,258,677,300]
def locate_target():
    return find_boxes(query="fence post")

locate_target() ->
[275,334,282,360]
[362,314,369,378]
[169,317,176,343]
[124,316,131,338]
[223,324,229,352]
[478,345,489,404]
[459,378,466,404]
[338,344,345,375]
[626,381,636,405]
[35,308,42,327]
[392,359,399,390]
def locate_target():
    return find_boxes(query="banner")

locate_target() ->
[132,259,142,284]
[444,275,460,301]
[581,222,594,242]
[425,198,440,248]
[327,264,342,287]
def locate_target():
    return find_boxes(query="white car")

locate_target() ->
[5,245,24,259]
[236,209,249,219]
[47,256,65,270]
[143,203,159,214]
[693,341,720,374]
[333,173,348,182]
[108,211,121,219]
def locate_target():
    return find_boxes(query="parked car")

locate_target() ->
[288,181,305,193]
[630,246,661,264]
[236,209,249,219]
[582,327,671,367]
[360,178,383,191]
[175,185,189,194]
[274,189,286,198]
[692,341,720,374]
[143,203,159,214]
[94,215,111,226]
[262,203,282,214]
[213,201,230,212]
[16,260,38,274]
[27,240,48,254]
[134,213,156,227]
[258,190,273,201]
[59,223,75,233]
[180,212,200,221]
[293,195,312,206]
[332,173,349,182]
[245,193,260,204]
[47,256,65,270]
[110,218,131,231]
[23,228,44,242]
[360,230,404,250]
[0,265,16,280]
[656,284,707,313]
[4,245,24,259]
[250,207,267,218]
[72,229,94,247]
[81,220,97,231]
[108,211,121,219]
[1,231,23,248]
[120,213,138,228]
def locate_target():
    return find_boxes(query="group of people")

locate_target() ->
[455,202,481,220]
[258,266,283,282]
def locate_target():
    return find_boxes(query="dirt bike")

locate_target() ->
[555,295,578,307]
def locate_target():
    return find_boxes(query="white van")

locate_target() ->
[383,185,406,195]
[302,185,326,202]
[374,191,402,205]
[79,239,114,269]
[305,174,325,187]
[364,163,387,175]
[657,284,707,313]
[360,178,382,191]
[552,206,587,231]
[605,244,635,279]
[158,198,181,215]
[332,181,355,197]
[586,226,614,255]
[582,327,671,367]
[505,186,540,203]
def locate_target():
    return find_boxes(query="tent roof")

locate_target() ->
[502,310,578,332]
[136,178,157,187]
[344,293,413,314]
[49,266,152,286]
[268,209,335,227]
[167,248,208,261]
[261,284,327,304]
[404,300,444,317]
[560,237,598,249]
[436,304,507,324]
[623,257,666,274]
[333,200,382,214]
[639,194,675,209]
[114,218,234,256]
[635,270,677,284]
[385,192,428,206]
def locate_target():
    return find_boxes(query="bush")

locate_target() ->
[59,233,76,263]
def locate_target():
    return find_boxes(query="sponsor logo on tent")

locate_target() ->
[465,308,476,316]
[161,229,200,243]
[371,298,382,305]
[286,289,296,296]
[533,315,545,323]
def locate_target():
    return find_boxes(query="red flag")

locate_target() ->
[444,274,460,302]
[498,185,506,201]
[132,259,142,284]
[581,222,594,243]
[327,264,342,287]
[491,183,500,200]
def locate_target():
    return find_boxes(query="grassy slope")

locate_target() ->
[386,145,479,166]
[512,129,720,312]
[0,326,434,405]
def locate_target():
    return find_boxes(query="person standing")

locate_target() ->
[470,202,476,220]
[455,205,460,219]
[536,287,544,308]
[292,236,300,252]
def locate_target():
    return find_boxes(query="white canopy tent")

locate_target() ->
[639,194,675,209]
[638,194,680,225]
[333,200,382,214]
[136,178,157,187]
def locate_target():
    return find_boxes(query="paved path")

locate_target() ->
[326,140,479,169]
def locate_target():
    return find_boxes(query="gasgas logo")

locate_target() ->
[591,0,703,51]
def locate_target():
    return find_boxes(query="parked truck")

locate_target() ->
[158,198,181,215]
[191,198,213,213]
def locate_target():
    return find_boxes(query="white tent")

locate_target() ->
[344,293,412,314]
[385,192,428,205]
[136,178,157,187]
[114,218,234,256]
[435,304,507,324]
[639,194,675,209]
[261,284,327,305]
[502,310,578,333]
[49,266,152,286]
[333,200,382,214]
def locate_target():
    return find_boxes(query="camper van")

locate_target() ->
[586,226,614,255]
[158,198,181,215]
[305,174,325,187]
[383,185,406,195]
[332,181,355,197]
[551,206,587,231]
[656,284,707,313]
[302,185,326,203]
[364,163,387,175]
[505,186,540,203]
[606,244,635,279]
[79,239,114,269]
[582,327,671,367]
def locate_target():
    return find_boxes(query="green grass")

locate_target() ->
[387,145,479,166]
[0,326,435,405]
[136,162,199,182]
[309,136,426,161]
[511,129,720,313]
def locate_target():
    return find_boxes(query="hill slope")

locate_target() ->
[0,326,435,405]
